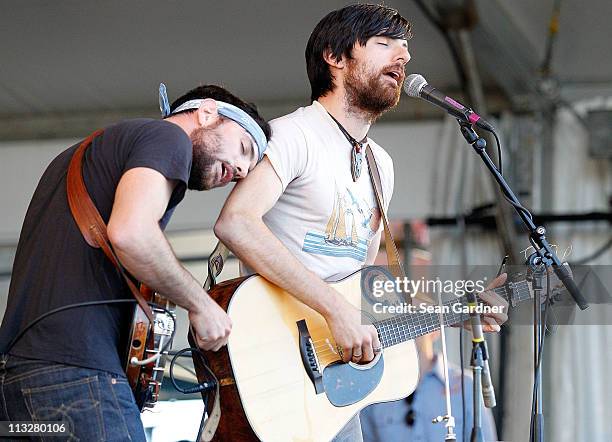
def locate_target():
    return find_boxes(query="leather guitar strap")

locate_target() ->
[66,129,154,325]
[68,130,221,439]
[365,145,406,279]
[190,240,230,441]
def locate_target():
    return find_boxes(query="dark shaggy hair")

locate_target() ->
[167,84,271,141]
[305,4,412,101]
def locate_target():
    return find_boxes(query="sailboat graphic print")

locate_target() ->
[302,189,374,262]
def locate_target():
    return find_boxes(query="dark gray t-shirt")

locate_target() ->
[0,118,192,375]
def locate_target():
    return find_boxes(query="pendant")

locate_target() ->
[351,144,363,182]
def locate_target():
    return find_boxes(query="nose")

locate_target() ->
[234,162,248,180]
[395,45,410,66]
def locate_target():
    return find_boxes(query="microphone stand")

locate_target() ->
[465,291,492,442]
[456,120,589,442]
[526,256,547,442]
[432,289,457,441]
[470,335,484,442]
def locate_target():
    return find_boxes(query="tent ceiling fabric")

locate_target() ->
[1,0,610,119]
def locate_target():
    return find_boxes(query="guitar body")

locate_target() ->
[205,270,419,442]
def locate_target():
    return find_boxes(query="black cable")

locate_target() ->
[6,299,176,364]
[487,129,534,222]
[473,127,534,224]
[6,299,136,353]
[498,172,534,223]
[491,130,503,176]
[169,359,197,378]
[14,300,216,399]
[169,347,216,395]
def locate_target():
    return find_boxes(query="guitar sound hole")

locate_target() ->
[132,339,142,349]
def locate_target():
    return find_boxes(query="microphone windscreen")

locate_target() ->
[404,74,427,97]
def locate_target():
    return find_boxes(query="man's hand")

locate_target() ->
[464,272,509,332]
[188,298,232,351]
[325,297,381,364]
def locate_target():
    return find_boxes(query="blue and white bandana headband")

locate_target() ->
[158,83,267,161]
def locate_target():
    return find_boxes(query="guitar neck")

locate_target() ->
[374,279,531,349]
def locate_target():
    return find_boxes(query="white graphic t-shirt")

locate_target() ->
[243,101,394,280]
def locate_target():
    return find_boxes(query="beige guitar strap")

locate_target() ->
[365,147,435,315]
[365,145,406,280]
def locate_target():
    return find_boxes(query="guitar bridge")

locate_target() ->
[296,319,324,394]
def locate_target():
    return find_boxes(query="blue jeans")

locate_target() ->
[0,354,145,441]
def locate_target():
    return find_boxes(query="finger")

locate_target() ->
[483,309,508,326]
[372,330,382,355]
[485,272,508,291]
[482,316,501,332]
[479,290,509,311]
[215,334,230,351]
[361,341,374,363]
[351,344,363,363]
[198,340,214,351]
[478,296,509,324]
[339,345,351,363]
[196,335,210,349]
[459,320,472,332]
[198,332,225,351]
[211,339,225,352]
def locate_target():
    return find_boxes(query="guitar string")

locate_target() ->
[313,304,499,352]
[312,307,509,354]
[313,306,486,354]
[309,284,530,353]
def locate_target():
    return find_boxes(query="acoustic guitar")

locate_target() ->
[202,265,542,441]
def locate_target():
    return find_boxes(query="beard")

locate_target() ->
[344,59,403,118]
[188,125,222,191]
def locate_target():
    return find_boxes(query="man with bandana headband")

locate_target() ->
[215,5,508,441]
[0,83,270,441]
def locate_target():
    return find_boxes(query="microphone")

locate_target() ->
[404,74,495,132]
[465,292,497,408]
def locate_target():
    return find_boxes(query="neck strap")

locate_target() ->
[365,146,406,280]
[327,111,368,147]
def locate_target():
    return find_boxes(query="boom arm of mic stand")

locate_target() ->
[457,121,589,310]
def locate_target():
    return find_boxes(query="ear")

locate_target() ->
[323,48,346,69]
[195,98,221,128]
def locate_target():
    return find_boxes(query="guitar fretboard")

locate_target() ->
[374,280,531,348]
